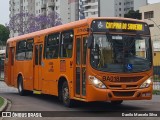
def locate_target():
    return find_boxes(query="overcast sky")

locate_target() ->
[0,0,160,25]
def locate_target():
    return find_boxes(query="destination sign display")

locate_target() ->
[106,22,143,31]
[91,20,150,35]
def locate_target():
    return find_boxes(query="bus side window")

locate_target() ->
[16,40,26,60]
[60,30,74,58]
[46,33,59,59]
[26,39,34,60]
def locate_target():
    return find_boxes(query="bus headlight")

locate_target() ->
[140,77,153,88]
[89,75,106,89]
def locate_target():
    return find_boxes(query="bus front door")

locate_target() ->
[75,35,87,98]
[34,44,43,91]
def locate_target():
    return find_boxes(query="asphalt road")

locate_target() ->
[0,81,160,120]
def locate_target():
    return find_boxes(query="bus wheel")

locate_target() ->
[62,81,74,107]
[18,76,27,96]
[111,100,123,105]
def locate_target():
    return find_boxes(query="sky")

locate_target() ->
[0,0,160,26]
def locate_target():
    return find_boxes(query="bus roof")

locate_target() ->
[7,17,145,43]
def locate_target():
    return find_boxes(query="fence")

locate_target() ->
[153,66,160,93]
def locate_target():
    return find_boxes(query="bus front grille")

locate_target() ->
[119,76,143,82]
[126,85,138,88]
[108,85,138,89]
[112,91,135,97]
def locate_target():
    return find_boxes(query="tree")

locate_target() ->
[34,12,62,30]
[0,24,10,44]
[124,10,141,20]
[9,12,36,35]
[9,11,62,36]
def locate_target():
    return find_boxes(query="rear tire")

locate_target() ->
[111,100,123,105]
[17,76,27,96]
[62,81,74,107]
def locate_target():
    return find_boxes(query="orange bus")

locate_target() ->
[5,17,153,107]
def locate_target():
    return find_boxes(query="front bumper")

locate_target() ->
[86,84,153,102]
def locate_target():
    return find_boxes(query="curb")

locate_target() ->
[0,96,8,112]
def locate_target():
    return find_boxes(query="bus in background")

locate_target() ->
[4,17,153,107]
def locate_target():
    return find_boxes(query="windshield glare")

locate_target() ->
[90,34,152,73]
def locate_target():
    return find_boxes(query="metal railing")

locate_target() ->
[153,66,160,94]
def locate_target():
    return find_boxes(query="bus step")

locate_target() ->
[33,90,42,94]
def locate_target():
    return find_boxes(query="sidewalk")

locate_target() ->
[0,71,7,111]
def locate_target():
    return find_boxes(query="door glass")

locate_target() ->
[76,67,80,95]
[82,37,87,96]
[83,37,87,65]
[39,45,43,65]
[76,38,81,65]
[11,48,14,66]
[35,45,39,65]
[82,68,86,96]
[6,44,9,60]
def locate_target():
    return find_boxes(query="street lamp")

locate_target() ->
[148,18,160,31]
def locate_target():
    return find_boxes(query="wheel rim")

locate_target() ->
[18,81,22,92]
[63,86,69,102]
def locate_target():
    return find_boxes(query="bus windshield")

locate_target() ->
[90,34,152,73]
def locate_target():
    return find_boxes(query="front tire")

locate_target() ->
[17,76,27,96]
[62,81,74,107]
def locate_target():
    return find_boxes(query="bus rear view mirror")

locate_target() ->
[87,35,94,49]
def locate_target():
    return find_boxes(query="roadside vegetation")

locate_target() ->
[0,97,4,108]
[153,90,160,95]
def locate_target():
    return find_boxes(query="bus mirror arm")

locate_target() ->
[87,34,94,49]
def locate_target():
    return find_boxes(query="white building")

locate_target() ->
[140,3,160,39]
[9,0,22,37]
[80,0,147,18]
[9,0,79,37]
[140,3,160,65]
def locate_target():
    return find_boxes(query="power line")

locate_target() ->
[148,18,160,32]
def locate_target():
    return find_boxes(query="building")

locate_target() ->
[9,0,79,37]
[140,3,160,66]
[9,0,148,37]
[9,0,22,37]
[80,0,147,19]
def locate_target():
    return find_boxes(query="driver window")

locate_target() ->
[91,35,114,68]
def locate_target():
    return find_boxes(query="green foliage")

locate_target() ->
[124,10,142,20]
[0,24,10,44]
[0,97,4,107]
[153,90,160,95]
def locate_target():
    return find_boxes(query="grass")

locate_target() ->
[0,97,4,108]
[153,90,160,95]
